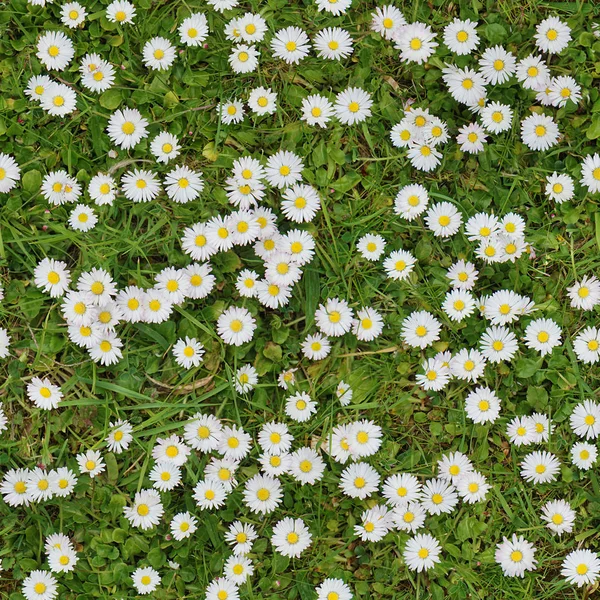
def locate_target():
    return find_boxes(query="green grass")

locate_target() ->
[1,0,600,598]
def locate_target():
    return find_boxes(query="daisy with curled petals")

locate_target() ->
[106,108,149,150]
[457,122,487,153]
[334,87,372,125]
[456,471,490,504]
[243,474,282,514]
[36,31,74,71]
[515,54,549,90]
[571,442,597,470]
[314,27,353,60]
[271,27,310,64]
[393,23,438,64]
[561,550,600,588]
[495,535,537,577]
[219,99,245,125]
[225,521,257,556]
[229,45,259,74]
[580,153,600,194]
[425,202,462,237]
[142,37,176,70]
[217,306,256,346]
[371,5,406,40]
[172,337,204,369]
[247,86,277,115]
[480,102,513,134]
[271,517,312,558]
[179,13,209,46]
[106,0,136,24]
[300,94,334,127]
[315,579,353,600]
[443,18,479,55]
[568,275,600,310]
[573,326,600,364]
[384,249,416,281]
[401,310,441,349]
[520,451,560,484]
[420,478,458,515]
[478,45,516,85]
[465,386,501,424]
[540,499,575,536]
[403,533,442,572]
[392,501,427,533]
[534,16,571,54]
[34,258,71,298]
[545,172,574,204]
[301,333,331,360]
[415,358,450,392]
[521,113,560,151]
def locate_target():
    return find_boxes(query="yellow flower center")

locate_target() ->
[449,465,460,476]
[198,426,210,438]
[348,101,360,113]
[478,400,489,411]
[115,10,126,21]
[456,30,468,42]
[546,29,558,41]
[285,41,297,52]
[287,532,299,543]
[86,460,96,471]
[410,38,422,50]
[121,121,135,135]
[493,59,504,71]
[492,111,503,123]
[165,445,179,457]
[510,551,523,563]
[257,97,268,107]
[299,460,312,473]
[492,340,504,351]
[34,583,47,594]
[577,564,588,575]
[48,45,60,57]
[257,488,270,501]
[438,215,450,226]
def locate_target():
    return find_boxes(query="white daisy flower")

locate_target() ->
[217,306,256,346]
[36,31,74,71]
[339,461,380,499]
[106,0,136,23]
[393,183,429,220]
[456,471,490,504]
[495,535,537,577]
[106,108,149,150]
[183,412,222,453]
[170,511,198,541]
[371,5,406,39]
[334,87,373,125]
[271,517,312,558]
[300,94,334,127]
[425,202,462,237]
[225,521,257,555]
[580,153,600,194]
[545,172,574,203]
[478,45,516,85]
[247,86,277,115]
[357,233,386,261]
[534,16,571,54]
[220,99,245,124]
[242,474,282,514]
[132,566,160,595]
[520,450,560,484]
[76,450,105,478]
[541,499,575,535]
[480,101,513,134]
[401,310,441,349]
[271,26,310,64]
[561,550,600,588]
[403,533,442,572]
[573,326,600,364]
[313,27,353,60]
[172,337,205,369]
[465,386,501,424]
[571,442,598,470]
[443,18,479,55]
[521,113,560,151]
[179,13,208,46]
[393,22,438,64]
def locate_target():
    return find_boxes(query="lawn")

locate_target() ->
[1,0,600,598]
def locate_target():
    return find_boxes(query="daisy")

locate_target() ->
[204,457,239,491]
[271,517,312,558]
[394,22,438,64]
[243,474,282,514]
[541,499,575,535]
[183,413,222,453]
[479,325,518,363]
[521,113,560,151]
[335,381,353,406]
[545,172,574,203]
[0,468,31,507]
[334,87,373,125]
[457,122,487,153]
[507,415,536,446]
[179,13,209,46]
[465,212,499,242]
[495,535,537,577]
[88,173,117,206]
[315,579,353,600]
[208,0,239,12]
[407,142,442,172]
[515,54,549,90]
[571,442,598,470]
[314,27,353,60]
[271,27,310,64]
[290,447,326,485]
[348,419,382,458]
[150,132,180,164]
[561,550,600,588]
[465,386,501,424]
[77,267,117,306]
[33,257,71,298]
[484,290,533,326]
[442,65,487,105]
[264,151,303,190]
[480,102,513,134]
[353,307,384,341]
[382,473,422,506]
[549,75,582,107]
[301,333,331,360]
[437,451,473,484]
[105,420,133,453]
[355,505,393,542]
[390,120,417,148]
[24,75,53,102]
[573,326,600,364]
[220,99,245,124]
[520,451,560,484]
[570,399,600,439]
[164,166,204,204]
[229,44,259,74]
[339,462,380,499]
[280,229,315,265]
[22,571,58,600]
[142,36,176,70]
[68,205,97,232]
[300,94,334,127]
[80,57,115,93]
[264,253,301,286]
[315,0,352,16]
[193,479,227,510]
[26,377,63,410]
[580,153,600,194]
[26,468,54,503]
[450,348,486,382]
[258,422,293,455]
[48,545,78,573]
[217,425,252,461]
[48,467,77,497]
[225,521,257,555]
[568,275,600,310]
[394,183,429,220]
[115,286,147,323]
[247,86,277,115]
[205,578,239,600]
[425,202,462,237]
[371,5,406,40]
[106,0,136,24]
[223,555,254,585]
[401,310,441,349]
[356,233,386,261]
[456,471,490,504]
[40,84,77,117]
[237,12,267,43]
[420,478,459,515]
[181,222,217,261]
[172,337,204,369]
[328,424,354,464]
[534,16,571,54]
[121,169,161,203]
[282,183,322,223]
[415,358,450,391]
[403,533,442,572]
[234,364,258,393]
[76,450,105,478]
[152,435,190,466]
[106,108,149,150]
[383,249,416,281]
[217,306,256,346]
[443,18,479,55]
[442,289,476,322]
[36,31,74,71]
[132,566,160,595]
[479,45,516,85]
[149,462,181,492]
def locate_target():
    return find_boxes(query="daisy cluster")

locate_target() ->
[2,0,600,598]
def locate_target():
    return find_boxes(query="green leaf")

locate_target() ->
[22,169,41,193]
[99,89,122,110]
[484,23,507,44]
